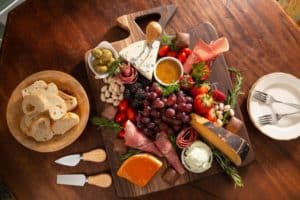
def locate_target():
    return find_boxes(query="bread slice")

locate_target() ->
[29,117,54,142]
[58,91,78,111]
[22,80,48,97]
[47,94,67,120]
[51,112,80,135]
[22,81,59,97]
[20,116,30,136]
[22,94,48,115]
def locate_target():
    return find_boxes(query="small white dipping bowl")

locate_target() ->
[154,56,184,86]
[87,41,119,79]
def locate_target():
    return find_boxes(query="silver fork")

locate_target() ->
[253,90,300,109]
[258,111,300,125]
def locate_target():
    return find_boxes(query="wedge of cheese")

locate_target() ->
[119,40,160,80]
[190,114,249,166]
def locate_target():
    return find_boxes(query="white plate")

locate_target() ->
[87,41,119,79]
[247,72,300,140]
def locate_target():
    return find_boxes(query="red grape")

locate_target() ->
[166,94,177,106]
[166,108,175,118]
[141,117,150,124]
[178,103,186,112]
[185,103,193,113]
[153,99,165,108]
[149,92,158,100]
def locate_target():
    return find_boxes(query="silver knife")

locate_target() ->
[55,148,106,167]
[57,173,112,188]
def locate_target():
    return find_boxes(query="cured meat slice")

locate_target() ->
[124,120,163,157]
[184,37,229,73]
[155,132,185,174]
[190,114,249,166]
[176,127,197,149]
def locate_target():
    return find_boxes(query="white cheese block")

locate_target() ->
[119,40,160,80]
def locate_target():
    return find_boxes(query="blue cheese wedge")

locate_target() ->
[119,40,160,80]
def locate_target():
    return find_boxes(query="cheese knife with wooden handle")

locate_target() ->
[55,148,106,167]
[57,173,112,188]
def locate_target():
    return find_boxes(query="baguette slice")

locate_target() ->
[58,91,78,111]
[51,112,80,135]
[22,81,59,97]
[29,117,54,142]
[22,80,48,97]
[20,116,30,136]
[22,94,48,115]
[47,94,67,120]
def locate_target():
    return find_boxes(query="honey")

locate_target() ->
[155,59,181,84]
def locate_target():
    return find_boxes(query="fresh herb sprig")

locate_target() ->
[162,83,180,96]
[119,149,142,161]
[91,116,122,131]
[160,34,177,51]
[107,57,121,77]
[213,149,244,188]
[223,67,244,123]
[225,67,243,108]
[169,135,179,152]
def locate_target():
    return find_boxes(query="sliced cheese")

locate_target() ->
[119,40,160,80]
[190,114,249,166]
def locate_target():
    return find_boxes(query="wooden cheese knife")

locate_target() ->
[55,148,106,167]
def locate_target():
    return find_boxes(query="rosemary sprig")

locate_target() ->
[162,83,180,96]
[119,149,142,161]
[107,57,121,77]
[91,116,122,131]
[213,149,244,188]
[223,67,244,123]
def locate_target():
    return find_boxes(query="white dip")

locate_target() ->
[181,141,213,173]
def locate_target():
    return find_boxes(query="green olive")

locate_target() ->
[100,49,113,63]
[91,48,103,58]
[92,58,103,66]
[94,65,108,73]
[108,57,115,66]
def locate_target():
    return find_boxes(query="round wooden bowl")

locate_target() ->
[6,70,90,152]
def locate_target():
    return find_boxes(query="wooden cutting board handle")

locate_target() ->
[111,5,177,51]
[82,148,106,163]
[87,173,112,188]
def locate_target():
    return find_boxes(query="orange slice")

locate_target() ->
[117,153,163,187]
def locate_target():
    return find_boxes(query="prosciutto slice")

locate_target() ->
[184,37,229,73]
[155,132,185,175]
[124,120,163,157]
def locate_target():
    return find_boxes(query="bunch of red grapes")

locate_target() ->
[136,82,193,138]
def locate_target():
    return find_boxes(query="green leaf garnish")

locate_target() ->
[213,149,244,188]
[107,57,121,77]
[162,83,180,96]
[91,116,122,131]
[119,149,142,161]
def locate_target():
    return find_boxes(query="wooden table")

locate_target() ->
[0,0,299,199]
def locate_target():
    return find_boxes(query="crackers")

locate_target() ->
[20,80,80,142]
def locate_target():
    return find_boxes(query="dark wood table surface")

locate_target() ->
[0,0,299,199]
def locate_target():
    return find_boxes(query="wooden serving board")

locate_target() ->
[85,5,254,198]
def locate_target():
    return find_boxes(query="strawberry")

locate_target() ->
[212,89,226,102]
[182,47,192,56]
[118,99,129,112]
[190,83,210,97]
[176,51,187,64]
[191,62,211,81]
[205,108,217,122]
[193,94,214,114]
[126,107,137,122]
[179,74,195,90]
[115,111,127,123]
[118,130,125,139]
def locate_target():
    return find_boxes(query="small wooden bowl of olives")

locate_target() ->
[86,41,119,79]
